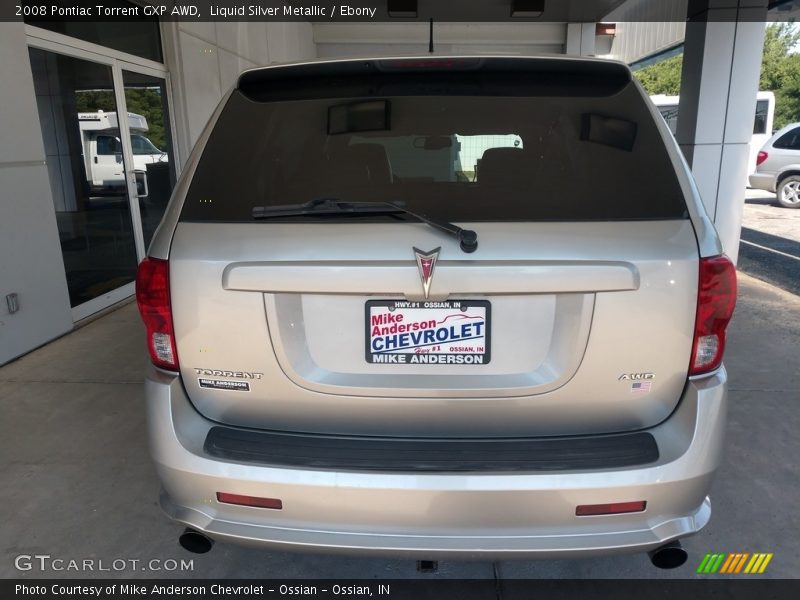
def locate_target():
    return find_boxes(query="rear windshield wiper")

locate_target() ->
[252,197,478,253]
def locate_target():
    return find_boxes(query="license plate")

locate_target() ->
[365,300,491,364]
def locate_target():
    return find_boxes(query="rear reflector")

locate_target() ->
[689,255,737,376]
[576,501,646,516]
[756,150,768,166]
[135,257,178,371]
[216,492,283,510]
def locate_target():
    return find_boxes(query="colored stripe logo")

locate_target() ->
[697,552,773,574]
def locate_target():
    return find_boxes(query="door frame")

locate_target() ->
[25,24,180,322]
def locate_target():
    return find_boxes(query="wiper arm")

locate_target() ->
[373,201,478,254]
[251,197,478,253]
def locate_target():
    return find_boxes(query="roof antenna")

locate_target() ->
[428,18,434,53]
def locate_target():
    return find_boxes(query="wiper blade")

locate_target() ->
[252,197,478,253]
[252,197,398,218]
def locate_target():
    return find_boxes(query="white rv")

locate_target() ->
[78,110,167,193]
[650,91,775,179]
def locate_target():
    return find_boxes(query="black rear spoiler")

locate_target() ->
[238,56,632,102]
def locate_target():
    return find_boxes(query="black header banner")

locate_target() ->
[2,0,785,23]
[3,579,799,600]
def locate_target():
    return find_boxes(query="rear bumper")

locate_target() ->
[145,367,727,559]
[748,172,776,192]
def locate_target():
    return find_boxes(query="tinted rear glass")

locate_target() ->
[773,127,800,150]
[182,68,687,223]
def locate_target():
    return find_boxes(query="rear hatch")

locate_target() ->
[168,57,698,437]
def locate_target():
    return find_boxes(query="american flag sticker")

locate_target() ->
[631,381,653,393]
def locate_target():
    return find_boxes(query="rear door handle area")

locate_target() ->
[222,261,640,295]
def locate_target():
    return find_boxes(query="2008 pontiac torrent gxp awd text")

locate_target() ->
[136,56,736,567]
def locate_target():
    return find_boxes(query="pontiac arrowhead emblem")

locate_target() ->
[413,247,440,299]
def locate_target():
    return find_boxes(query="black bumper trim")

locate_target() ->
[203,426,659,473]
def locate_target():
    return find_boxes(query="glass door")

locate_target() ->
[29,47,140,318]
[120,68,176,251]
[28,43,176,321]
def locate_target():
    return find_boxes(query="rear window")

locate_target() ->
[181,66,687,223]
[773,127,800,150]
[753,99,769,135]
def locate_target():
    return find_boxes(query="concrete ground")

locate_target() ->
[0,274,798,580]
[741,189,800,294]
[743,189,800,243]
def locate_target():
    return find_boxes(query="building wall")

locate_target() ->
[1,19,316,364]
[605,21,685,64]
[314,23,567,58]
[603,0,686,64]
[163,21,316,165]
[0,22,73,365]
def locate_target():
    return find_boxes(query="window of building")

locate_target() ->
[25,1,163,63]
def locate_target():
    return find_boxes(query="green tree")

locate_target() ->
[74,89,116,112]
[634,54,683,96]
[633,23,800,130]
[760,23,800,130]
[123,88,167,150]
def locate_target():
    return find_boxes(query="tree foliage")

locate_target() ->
[633,23,800,130]
[634,54,683,96]
[760,23,800,130]
[124,88,167,150]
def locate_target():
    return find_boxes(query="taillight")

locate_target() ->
[756,151,768,166]
[689,256,737,376]
[136,257,178,371]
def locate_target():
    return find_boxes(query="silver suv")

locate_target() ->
[749,121,800,208]
[136,56,736,567]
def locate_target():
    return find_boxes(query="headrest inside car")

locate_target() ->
[477,147,529,186]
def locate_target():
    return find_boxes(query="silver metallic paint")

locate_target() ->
[142,56,729,555]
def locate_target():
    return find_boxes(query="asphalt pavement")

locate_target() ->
[740,190,800,295]
[0,189,797,581]
[0,273,797,580]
